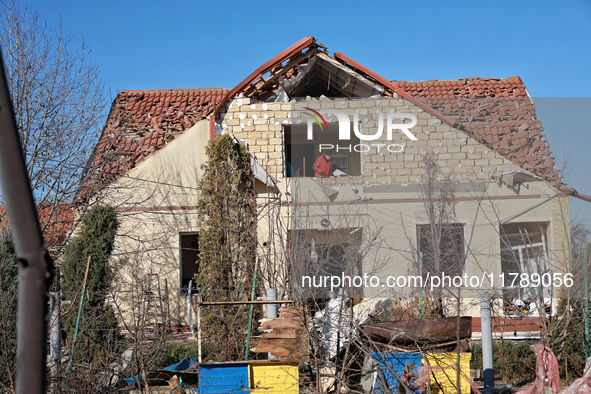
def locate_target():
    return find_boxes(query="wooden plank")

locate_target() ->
[278,312,302,319]
[199,300,295,306]
[258,318,306,330]
[249,338,308,352]
[278,309,303,318]
[243,48,321,97]
[258,328,306,339]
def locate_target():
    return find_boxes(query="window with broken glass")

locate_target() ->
[500,222,551,316]
[290,228,363,298]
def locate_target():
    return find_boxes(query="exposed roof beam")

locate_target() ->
[316,53,384,95]
[214,36,317,114]
[243,47,321,98]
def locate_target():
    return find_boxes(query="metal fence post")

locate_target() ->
[0,50,53,394]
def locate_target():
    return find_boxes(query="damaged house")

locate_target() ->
[76,37,589,339]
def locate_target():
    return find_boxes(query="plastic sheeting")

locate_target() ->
[314,294,356,359]
[123,356,197,386]
[515,347,559,394]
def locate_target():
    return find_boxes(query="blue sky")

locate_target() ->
[18,0,591,224]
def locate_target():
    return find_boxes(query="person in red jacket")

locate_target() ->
[313,150,333,177]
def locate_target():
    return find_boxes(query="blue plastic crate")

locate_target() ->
[199,363,249,394]
[372,352,423,394]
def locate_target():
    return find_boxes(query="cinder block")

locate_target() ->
[318,102,335,109]
[388,161,406,169]
[233,132,248,139]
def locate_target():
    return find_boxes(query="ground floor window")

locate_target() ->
[179,232,199,295]
[500,222,550,316]
[290,228,363,298]
[416,223,466,278]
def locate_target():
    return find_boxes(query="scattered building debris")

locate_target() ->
[249,305,310,362]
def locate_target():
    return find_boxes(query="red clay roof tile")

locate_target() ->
[393,77,561,188]
[77,87,229,204]
[0,204,74,247]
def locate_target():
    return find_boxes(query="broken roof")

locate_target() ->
[77,88,228,203]
[78,36,577,204]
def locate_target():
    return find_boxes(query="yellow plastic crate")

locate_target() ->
[424,353,471,394]
[248,362,299,394]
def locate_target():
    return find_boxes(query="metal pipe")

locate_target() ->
[66,256,91,385]
[188,280,194,335]
[266,288,278,319]
[480,294,494,389]
[50,292,61,393]
[0,49,53,394]
[266,288,277,360]
[244,268,258,360]
[419,252,423,319]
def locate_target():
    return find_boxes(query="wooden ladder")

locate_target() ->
[142,273,161,334]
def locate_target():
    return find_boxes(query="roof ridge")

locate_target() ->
[120,87,229,94]
[391,76,522,83]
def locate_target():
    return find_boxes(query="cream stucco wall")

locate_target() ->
[93,120,210,328]
[90,95,571,326]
